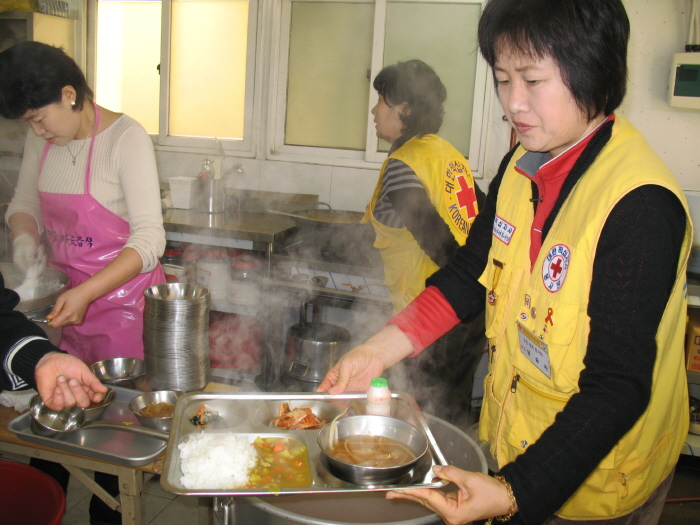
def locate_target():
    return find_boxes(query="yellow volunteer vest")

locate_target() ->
[477,116,691,519]
[364,135,478,313]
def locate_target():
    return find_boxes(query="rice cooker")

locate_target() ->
[1,263,69,346]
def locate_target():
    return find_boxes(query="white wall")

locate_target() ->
[622,0,700,189]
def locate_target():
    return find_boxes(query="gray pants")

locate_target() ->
[543,471,674,525]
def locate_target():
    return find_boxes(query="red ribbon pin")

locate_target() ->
[545,308,554,326]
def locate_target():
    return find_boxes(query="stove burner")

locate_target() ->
[277,229,379,270]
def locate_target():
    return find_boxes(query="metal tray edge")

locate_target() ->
[161,391,450,495]
[7,386,168,467]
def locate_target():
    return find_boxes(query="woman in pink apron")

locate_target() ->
[0,42,165,524]
[1,42,166,365]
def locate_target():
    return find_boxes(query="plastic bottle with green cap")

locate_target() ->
[366,377,391,416]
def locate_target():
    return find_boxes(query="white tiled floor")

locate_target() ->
[0,450,205,525]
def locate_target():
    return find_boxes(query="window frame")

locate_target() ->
[87,0,260,157]
[266,0,492,177]
[86,0,492,176]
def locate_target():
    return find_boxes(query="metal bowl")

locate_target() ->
[0,262,70,313]
[90,358,146,389]
[29,394,85,439]
[128,390,180,433]
[84,387,116,421]
[317,415,428,486]
[1,262,69,346]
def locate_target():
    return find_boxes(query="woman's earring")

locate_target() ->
[70,100,76,106]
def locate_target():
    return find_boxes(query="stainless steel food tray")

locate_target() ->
[160,392,449,496]
[8,386,167,467]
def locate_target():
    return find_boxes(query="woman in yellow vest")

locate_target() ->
[364,60,485,425]
[320,0,691,523]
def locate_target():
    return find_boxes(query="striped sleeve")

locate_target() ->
[374,159,425,228]
[3,336,47,390]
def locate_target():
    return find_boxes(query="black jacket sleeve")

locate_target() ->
[427,145,518,324]
[387,185,461,267]
[0,272,62,391]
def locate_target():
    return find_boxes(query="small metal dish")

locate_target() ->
[90,358,146,389]
[129,391,180,433]
[29,393,170,442]
[29,394,85,439]
[317,415,428,486]
[84,387,116,421]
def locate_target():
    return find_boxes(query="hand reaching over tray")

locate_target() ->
[34,352,108,411]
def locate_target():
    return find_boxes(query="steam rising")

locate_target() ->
[167,209,483,429]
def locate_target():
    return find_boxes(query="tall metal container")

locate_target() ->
[196,179,227,213]
[143,283,211,391]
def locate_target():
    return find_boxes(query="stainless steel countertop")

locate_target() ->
[161,189,320,246]
[162,208,296,245]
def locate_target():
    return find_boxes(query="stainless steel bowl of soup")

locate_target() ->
[129,390,181,433]
[317,415,428,485]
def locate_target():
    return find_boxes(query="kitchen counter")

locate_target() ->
[161,189,318,251]
[162,208,296,250]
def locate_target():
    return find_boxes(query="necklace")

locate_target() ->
[65,134,92,166]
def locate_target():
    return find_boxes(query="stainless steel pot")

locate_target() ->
[1,262,69,346]
[284,305,351,383]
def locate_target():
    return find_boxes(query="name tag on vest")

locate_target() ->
[517,321,551,378]
[493,215,516,245]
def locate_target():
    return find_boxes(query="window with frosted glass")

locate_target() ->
[169,0,249,139]
[285,2,374,150]
[381,2,481,156]
[95,0,162,134]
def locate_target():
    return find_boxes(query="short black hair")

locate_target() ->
[373,59,446,137]
[0,41,93,120]
[478,0,629,120]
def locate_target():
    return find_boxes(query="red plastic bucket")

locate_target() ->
[0,460,66,525]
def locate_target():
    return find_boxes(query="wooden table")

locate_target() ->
[0,404,162,525]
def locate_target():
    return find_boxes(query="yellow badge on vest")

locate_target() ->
[443,160,476,236]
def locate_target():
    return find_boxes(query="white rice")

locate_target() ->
[179,433,258,489]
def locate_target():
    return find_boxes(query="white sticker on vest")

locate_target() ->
[542,244,570,293]
[493,215,516,245]
[517,321,551,378]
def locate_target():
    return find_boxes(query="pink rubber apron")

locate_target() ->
[38,105,165,363]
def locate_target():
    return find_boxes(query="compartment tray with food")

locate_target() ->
[160,392,450,496]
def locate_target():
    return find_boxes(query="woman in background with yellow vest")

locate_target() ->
[320,0,691,523]
[364,60,485,425]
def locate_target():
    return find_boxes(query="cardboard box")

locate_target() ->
[168,177,197,209]
[686,308,700,372]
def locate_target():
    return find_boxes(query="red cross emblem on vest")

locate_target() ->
[456,175,477,220]
[549,257,564,279]
[541,244,570,293]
